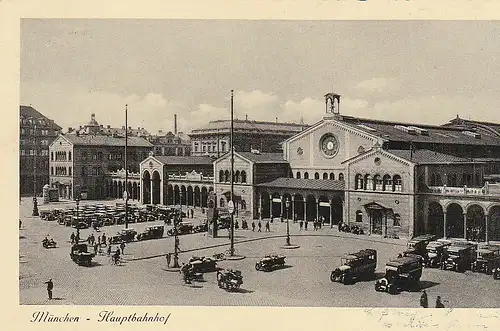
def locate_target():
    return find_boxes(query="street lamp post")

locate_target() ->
[285,198,291,246]
[124,104,129,229]
[32,132,39,217]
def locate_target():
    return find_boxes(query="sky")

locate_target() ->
[20,20,500,134]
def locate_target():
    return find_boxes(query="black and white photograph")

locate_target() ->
[17,16,500,310]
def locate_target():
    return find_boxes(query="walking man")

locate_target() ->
[102,233,107,246]
[304,220,308,231]
[299,220,303,230]
[120,242,126,255]
[265,221,270,232]
[166,253,172,268]
[258,221,262,232]
[251,221,255,231]
[435,296,445,308]
[45,279,53,300]
[70,232,75,244]
[420,290,428,308]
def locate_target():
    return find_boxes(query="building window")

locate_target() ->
[329,173,335,180]
[364,174,373,190]
[82,152,87,160]
[436,174,442,186]
[241,200,247,210]
[241,171,247,183]
[68,167,72,176]
[220,198,225,208]
[304,172,309,179]
[475,174,481,187]
[323,173,328,180]
[224,170,230,182]
[314,172,320,179]
[219,170,224,182]
[202,145,206,152]
[20,149,26,156]
[382,174,392,191]
[68,151,72,161]
[338,173,344,181]
[393,175,402,192]
[50,167,54,175]
[356,210,363,223]
[296,172,301,179]
[235,170,241,183]
[393,213,401,227]
[221,141,226,152]
[355,174,363,190]
[194,143,199,152]
[374,175,383,191]
[98,152,102,160]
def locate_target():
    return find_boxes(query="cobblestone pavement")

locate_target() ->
[19,198,500,307]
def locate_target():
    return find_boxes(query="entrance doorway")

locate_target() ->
[371,209,383,235]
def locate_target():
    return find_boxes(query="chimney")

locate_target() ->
[276,117,278,123]
[245,114,248,121]
[107,125,111,129]
[68,127,73,132]
[174,114,178,134]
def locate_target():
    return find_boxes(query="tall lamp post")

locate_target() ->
[124,104,129,229]
[32,129,39,216]
[281,197,300,249]
[285,198,291,246]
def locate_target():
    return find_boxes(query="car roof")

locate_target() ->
[387,256,421,266]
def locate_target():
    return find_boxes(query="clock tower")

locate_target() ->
[324,92,341,115]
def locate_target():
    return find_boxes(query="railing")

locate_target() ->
[168,174,214,182]
[428,183,500,197]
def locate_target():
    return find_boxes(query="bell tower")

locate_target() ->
[324,92,341,115]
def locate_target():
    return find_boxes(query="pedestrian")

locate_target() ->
[299,220,303,230]
[19,219,22,229]
[420,290,428,308]
[235,220,239,230]
[70,232,75,244]
[166,253,172,268]
[120,242,125,255]
[97,235,101,246]
[313,220,317,231]
[75,233,80,243]
[435,296,445,308]
[87,235,92,245]
[102,233,106,246]
[304,220,308,231]
[252,221,256,231]
[107,245,112,256]
[108,237,112,246]
[44,279,53,300]
[265,221,270,232]
[191,209,194,218]
[258,221,262,232]
[93,243,98,255]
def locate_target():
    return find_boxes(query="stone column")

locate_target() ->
[150,179,154,205]
[258,192,262,221]
[463,212,467,239]
[485,214,489,243]
[443,212,447,239]
[316,198,319,221]
[269,194,273,221]
[329,198,333,227]
[304,199,307,221]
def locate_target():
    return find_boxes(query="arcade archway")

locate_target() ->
[142,171,151,204]
[466,204,486,241]
[488,205,500,241]
[152,171,161,205]
[427,201,444,238]
[446,203,464,238]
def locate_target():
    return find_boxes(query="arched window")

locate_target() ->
[323,173,328,180]
[364,174,373,190]
[374,175,383,191]
[304,172,309,179]
[241,171,247,183]
[68,151,72,161]
[50,167,54,175]
[219,170,224,183]
[393,175,402,192]
[356,210,363,222]
[98,152,103,160]
[393,213,401,227]
[430,173,436,186]
[296,172,301,179]
[338,173,344,181]
[241,200,247,210]
[219,198,225,207]
[314,172,320,179]
[436,174,442,186]
[382,174,392,191]
[224,170,230,182]
[68,167,72,176]
[50,151,53,161]
[235,170,241,183]
[329,173,335,180]
[355,174,363,190]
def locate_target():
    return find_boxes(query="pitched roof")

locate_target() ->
[338,115,500,146]
[153,155,213,165]
[237,152,288,164]
[387,149,476,164]
[256,178,345,191]
[190,119,308,135]
[20,105,62,130]
[62,134,153,147]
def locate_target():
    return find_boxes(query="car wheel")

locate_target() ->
[330,272,336,282]
[255,263,260,271]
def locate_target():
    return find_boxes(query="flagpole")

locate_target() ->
[125,104,129,229]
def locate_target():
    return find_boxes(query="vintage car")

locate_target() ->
[471,247,500,274]
[217,269,243,291]
[42,237,57,249]
[167,222,194,236]
[70,243,95,266]
[136,225,165,241]
[330,249,377,284]
[441,243,476,272]
[425,241,450,268]
[39,209,53,221]
[217,215,231,229]
[193,223,208,233]
[375,255,423,294]
[403,234,437,262]
[255,254,286,272]
[494,267,500,280]
[188,256,218,273]
[110,229,138,244]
